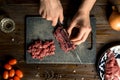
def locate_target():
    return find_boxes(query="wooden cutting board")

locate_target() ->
[25,16,96,64]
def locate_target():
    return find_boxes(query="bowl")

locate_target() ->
[98,45,120,80]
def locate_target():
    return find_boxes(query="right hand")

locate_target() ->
[67,11,91,45]
[39,0,64,26]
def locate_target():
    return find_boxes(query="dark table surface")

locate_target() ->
[0,0,120,80]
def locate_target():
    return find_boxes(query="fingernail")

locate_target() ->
[61,21,63,24]
[60,21,64,25]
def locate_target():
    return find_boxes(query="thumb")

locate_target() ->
[67,22,76,36]
[59,13,64,24]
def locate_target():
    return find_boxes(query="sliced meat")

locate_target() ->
[105,50,120,80]
[54,25,76,53]
[27,40,55,60]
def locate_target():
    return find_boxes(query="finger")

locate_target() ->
[39,9,42,15]
[46,17,52,21]
[59,12,64,24]
[52,17,58,26]
[46,11,52,20]
[42,13,46,19]
[72,40,83,45]
[73,31,91,45]
[39,9,45,18]
[67,22,76,36]
[72,33,85,45]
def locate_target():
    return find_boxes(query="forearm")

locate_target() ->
[78,0,96,14]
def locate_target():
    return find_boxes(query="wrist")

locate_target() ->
[77,0,96,15]
[77,9,90,15]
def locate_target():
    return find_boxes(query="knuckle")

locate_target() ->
[88,27,92,31]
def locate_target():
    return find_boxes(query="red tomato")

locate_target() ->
[8,59,17,65]
[9,69,15,77]
[15,70,23,78]
[4,64,12,70]
[3,71,9,79]
[13,76,20,80]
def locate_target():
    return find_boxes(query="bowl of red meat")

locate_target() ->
[98,45,120,80]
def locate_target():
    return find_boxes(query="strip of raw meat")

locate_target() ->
[54,25,76,53]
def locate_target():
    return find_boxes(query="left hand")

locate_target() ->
[67,11,91,45]
[39,0,64,26]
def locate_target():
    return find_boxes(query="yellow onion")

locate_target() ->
[109,6,120,31]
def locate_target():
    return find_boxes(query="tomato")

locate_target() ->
[8,59,17,65]
[13,76,20,80]
[9,69,15,77]
[3,71,9,79]
[4,64,12,70]
[15,70,23,78]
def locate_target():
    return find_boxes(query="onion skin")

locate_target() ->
[109,6,120,31]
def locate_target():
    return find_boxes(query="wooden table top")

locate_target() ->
[0,0,120,80]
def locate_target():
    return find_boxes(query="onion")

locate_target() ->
[109,6,120,31]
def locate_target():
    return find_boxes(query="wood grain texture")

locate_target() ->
[0,0,120,80]
[5,0,120,6]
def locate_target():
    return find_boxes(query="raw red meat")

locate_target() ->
[105,50,120,80]
[54,25,76,53]
[27,40,55,60]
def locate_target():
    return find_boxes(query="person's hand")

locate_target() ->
[39,0,64,26]
[67,11,91,45]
